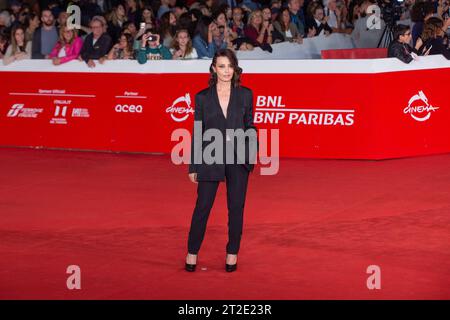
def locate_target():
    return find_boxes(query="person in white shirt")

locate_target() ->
[170,29,198,59]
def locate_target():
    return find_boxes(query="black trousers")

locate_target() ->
[187,164,250,255]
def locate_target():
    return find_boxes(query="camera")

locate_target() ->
[380,0,404,26]
[146,34,157,42]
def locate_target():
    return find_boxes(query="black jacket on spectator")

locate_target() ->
[305,17,332,36]
[419,36,450,60]
[80,33,112,62]
[388,40,419,64]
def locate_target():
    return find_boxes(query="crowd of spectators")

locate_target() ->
[0,0,448,65]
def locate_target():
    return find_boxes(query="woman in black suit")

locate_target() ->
[185,48,257,273]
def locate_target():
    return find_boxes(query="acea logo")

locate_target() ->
[166,93,195,122]
[404,91,439,122]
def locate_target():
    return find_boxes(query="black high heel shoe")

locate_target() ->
[225,263,237,272]
[185,254,197,272]
[225,254,237,272]
[185,262,196,272]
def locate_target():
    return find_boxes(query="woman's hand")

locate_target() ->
[415,37,423,50]
[188,173,198,184]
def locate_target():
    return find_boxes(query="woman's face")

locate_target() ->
[211,23,220,37]
[226,8,232,20]
[117,5,125,16]
[127,23,137,35]
[30,15,40,28]
[282,10,290,24]
[63,28,74,42]
[169,13,177,25]
[15,28,25,44]
[213,56,234,83]
[143,9,152,21]
[177,31,189,46]
[119,35,128,48]
[262,8,271,21]
[216,13,226,26]
[252,12,262,27]
[314,8,324,20]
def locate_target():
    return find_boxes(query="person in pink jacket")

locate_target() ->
[49,26,83,65]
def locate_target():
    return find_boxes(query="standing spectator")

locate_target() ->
[273,7,303,42]
[193,16,227,58]
[0,31,8,59]
[79,16,112,68]
[107,3,128,44]
[351,0,385,48]
[229,6,245,40]
[158,0,171,19]
[3,25,32,65]
[137,28,172,62]
[244,9,274,46]
[416,17,450,59]
[411,1,435,47]
[107,32,135,59]
[126,0,142,26]
[288,0,306,37]
[141,6,155,29]
[305,3,333,37]
[170,28,198,59]
[159,10,177,47]
[25,12,39,42]
[31,8,58,59]
[49,25,83,65]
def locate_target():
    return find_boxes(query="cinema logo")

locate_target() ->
[166,93,195,122]
[404,91,439,122]
[254,96,355,126]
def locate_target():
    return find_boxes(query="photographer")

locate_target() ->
[137,28,172,63]
[388,24,425,63]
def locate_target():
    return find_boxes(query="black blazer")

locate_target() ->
[80,33,112,62]
[189,84,257,181]
[388,40,419,64]
[305,17,333,36]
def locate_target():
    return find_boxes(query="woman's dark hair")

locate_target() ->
[276,7,291,32]
[120,32,135,53]
[393,24,410,40]
[178,11,194,37]
[421,17,444,42]
[159,10,176,38]
[195,16,213,42]
[209,48,243,88]
[411,1,435,23]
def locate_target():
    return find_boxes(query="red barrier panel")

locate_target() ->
[0,58,449,159]
[321,48,388,59]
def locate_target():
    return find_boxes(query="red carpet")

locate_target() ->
[0,147,449,299]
